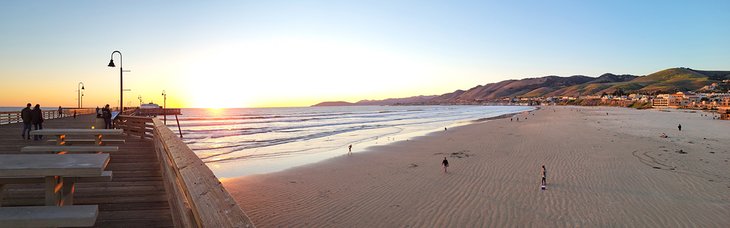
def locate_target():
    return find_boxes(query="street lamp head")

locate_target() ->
[107,59,116,67]
[81,85,85,90]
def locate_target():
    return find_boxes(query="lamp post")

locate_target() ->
[77,82,85,108]
[107,51,123,112]
[161,90,167,124]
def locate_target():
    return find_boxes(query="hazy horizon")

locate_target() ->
[2,1,729,108]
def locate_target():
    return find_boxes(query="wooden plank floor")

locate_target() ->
[0,115,173,227]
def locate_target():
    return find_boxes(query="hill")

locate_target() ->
[428,67,729,104]
[312,101,356,106]
[313,67,730,106]
[312,95,437,107]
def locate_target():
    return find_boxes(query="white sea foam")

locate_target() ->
[172,105,532,177]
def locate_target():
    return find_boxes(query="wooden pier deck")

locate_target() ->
[0,115,173,227]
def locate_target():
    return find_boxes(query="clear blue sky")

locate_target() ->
[1,0,729,107]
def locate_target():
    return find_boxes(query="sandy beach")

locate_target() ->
[223,106,730,227]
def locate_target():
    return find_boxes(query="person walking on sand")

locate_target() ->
[442,157,449,173]
[348,144,352,154]
[31,104,44,141]
[21,103,32,140]
[541,165,547,186]
[677,124,682,131]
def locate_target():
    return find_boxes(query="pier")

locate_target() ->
[0,113,254,227]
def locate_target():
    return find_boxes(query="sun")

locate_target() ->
[188,90,248,108]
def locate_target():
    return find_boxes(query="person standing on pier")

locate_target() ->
[31,104,44,141]
[102,104,112,129]
[20,103,32,140]
[58,106,63,118]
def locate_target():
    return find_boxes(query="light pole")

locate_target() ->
[77,82,85,108]
[161,90,167,124]
[107,51,123,112]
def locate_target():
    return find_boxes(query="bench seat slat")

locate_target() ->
[0,171,112,184]
[46,139,126,145]
[30,129,123,136]
[0,205,98,227]
[21,146,119,153]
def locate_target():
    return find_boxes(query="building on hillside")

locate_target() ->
[580,95,601,100]
[653,93,678,107]
[719,98,730,120]
[652,92,703,108]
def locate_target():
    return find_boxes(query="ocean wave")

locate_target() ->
[196,124,390,160]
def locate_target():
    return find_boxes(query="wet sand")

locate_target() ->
[223,106,730,227]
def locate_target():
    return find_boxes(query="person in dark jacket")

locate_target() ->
[31,104,44,140]
[102,104,112,129]
[541,165,547,186]
[442,157,449,173]
[20,103,32,140]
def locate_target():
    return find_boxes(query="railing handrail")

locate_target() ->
[114,115,154,139]
[117,115,254,227]
[0,108,96,125]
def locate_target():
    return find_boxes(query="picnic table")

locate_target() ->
[0,154,110,206]
[30,129,124,145]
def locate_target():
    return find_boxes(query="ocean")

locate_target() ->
[174,105,533,178]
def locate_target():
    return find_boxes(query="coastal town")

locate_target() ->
[500,80,730,120]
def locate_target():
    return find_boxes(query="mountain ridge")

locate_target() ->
[312,67,730,106]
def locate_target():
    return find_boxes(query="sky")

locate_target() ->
[1,0,729,108]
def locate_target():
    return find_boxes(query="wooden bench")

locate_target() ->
[45,139,126,145]
[0,205,98,227]
[0,154,110,206]
[21,146,119,154]
[31,129,124,146]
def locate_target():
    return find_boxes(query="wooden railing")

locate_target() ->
[135,108,182,116]
[115,116,154,139]
[120,116,254,227]
[0,109,96,125]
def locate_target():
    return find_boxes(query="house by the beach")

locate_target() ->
[652,92,700,108]
[719,98,730,120]
[652,93,678,108]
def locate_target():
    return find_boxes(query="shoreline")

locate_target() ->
[206,106,533,178]
[223,106,730,227]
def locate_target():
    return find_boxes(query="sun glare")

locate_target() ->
[206,107,225,115]
[180,37,432,108]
